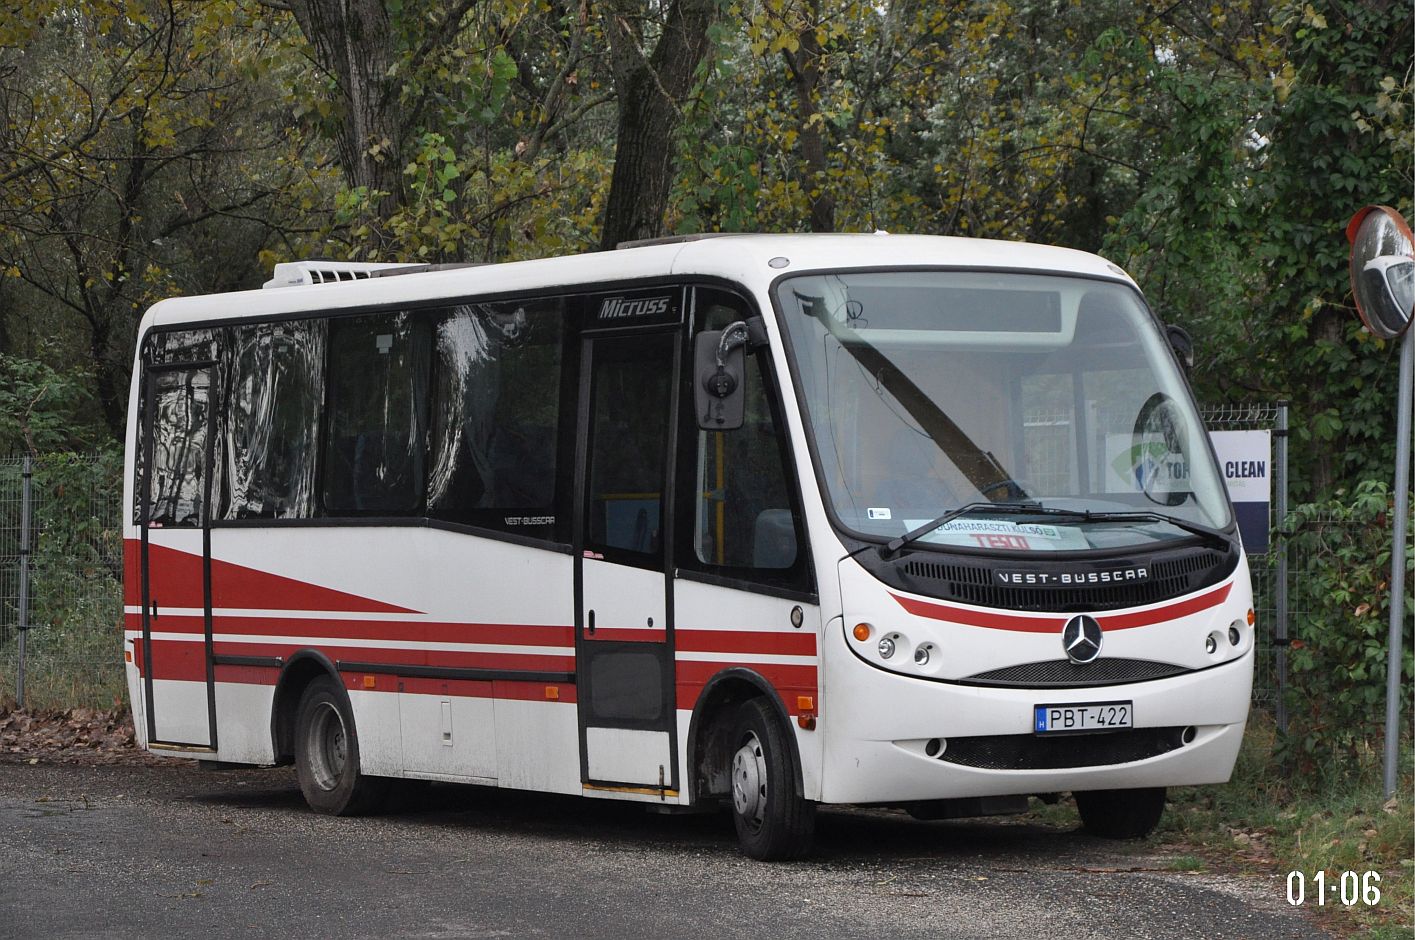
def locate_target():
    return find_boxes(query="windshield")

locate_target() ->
[775,270,1232,552]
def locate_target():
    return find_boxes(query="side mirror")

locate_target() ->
[1165,323,1194,372]
[694,321,759,430]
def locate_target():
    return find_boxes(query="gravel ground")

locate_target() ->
[0,759,1331,939]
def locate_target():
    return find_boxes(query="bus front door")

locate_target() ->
[575,331,678,790]
[138,365,216,750]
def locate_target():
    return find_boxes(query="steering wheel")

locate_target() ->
[1131,392,1189,507]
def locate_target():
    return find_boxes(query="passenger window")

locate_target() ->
[322,312,431,515]
[686,290,801,575]
[223,320,325,519]
[426,299,565,538]
[145,368,214,527]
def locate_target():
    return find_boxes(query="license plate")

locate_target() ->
[1034,701,1133,734]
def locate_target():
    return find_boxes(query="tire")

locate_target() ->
[728,698,815,860]
[1074,787,1166,839]
[294,675,389,815]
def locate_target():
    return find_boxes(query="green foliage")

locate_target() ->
[0,357,98,456]
[1281,479,1414,774]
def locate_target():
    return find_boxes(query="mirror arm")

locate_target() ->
[715,320,751,368]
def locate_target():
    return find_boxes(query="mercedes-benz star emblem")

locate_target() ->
[1062,614,1103,665]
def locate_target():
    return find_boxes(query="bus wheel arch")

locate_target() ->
[687,668,803,805]
[271,651,342,765]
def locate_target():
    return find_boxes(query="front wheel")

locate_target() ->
[294,676,389,815]
[729,698,815,860]
[1074,787,1166,839]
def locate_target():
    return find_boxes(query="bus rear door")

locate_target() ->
[138,363,217,749]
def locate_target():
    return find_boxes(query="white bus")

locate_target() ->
[123,234,1254,859]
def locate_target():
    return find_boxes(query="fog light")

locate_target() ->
[1205,633,1219,654]
[1228,625,1241,646]
[878,636,896,658]
[925,738,941,757]
[914,644,931,666]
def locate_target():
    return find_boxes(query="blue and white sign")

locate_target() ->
[1209,430,1271,553]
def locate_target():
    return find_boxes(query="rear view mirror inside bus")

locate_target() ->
[695,324,748,430]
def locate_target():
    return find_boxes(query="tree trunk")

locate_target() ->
[287,0,404,214]
[784,2,835,233]
[598,0,719,250]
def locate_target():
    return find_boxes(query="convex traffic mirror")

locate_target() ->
[1347,205,1414,340]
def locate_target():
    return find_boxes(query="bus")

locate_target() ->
[123,233,1254,860]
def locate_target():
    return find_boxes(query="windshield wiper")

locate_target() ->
[1070,509,1232,548]
[880,501,1089,558]
[878,503,1232,559]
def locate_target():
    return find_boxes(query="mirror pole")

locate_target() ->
[1384,327,1412,800]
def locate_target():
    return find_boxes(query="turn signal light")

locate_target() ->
[852,623,872,641]
[1246,608,1256,626]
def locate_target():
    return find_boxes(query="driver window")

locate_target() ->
[687,290,800,574]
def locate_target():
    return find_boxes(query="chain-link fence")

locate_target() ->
[1200,403,1287,715]
[0,454,125,709]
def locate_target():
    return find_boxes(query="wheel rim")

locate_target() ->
[731,731,768,831]
[306,701,347,792]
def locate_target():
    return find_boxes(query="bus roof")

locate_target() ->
[139,233,1136,332]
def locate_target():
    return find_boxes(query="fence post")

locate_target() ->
[1274,402,1289,735]
[16,455,32,709]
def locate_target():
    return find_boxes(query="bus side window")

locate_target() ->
[146,368,214,526]
[683,289,804,582]
[136,328,225,526]
[223,320,325,520]
[425,299,565,538]
[322,312,431,516]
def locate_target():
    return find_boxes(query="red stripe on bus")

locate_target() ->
[675,629,816,656]
[394,676,578,703]
[583,628,665,643]
[126,612,575,648]
[202,662,579,703]
[128,540,418,613]
[1097,583,1233,629]
[890,582,1234,633]
[675,661,818,713]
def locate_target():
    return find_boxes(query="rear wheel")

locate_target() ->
[729,698,815,860]
[1074,787,1166,839]
[294,676,388,815]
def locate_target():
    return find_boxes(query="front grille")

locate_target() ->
[898,546,1234,613]
[962,658,1189,688]
[938,727,1187,770]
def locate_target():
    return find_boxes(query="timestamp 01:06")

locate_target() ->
[1286,870,1381,906]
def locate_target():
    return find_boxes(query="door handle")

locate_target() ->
[587,609,595,636]
[150,598,158,620]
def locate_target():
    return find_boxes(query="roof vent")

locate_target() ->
[262,260,422,289]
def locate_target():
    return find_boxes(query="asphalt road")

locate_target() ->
[0,760,1328,940]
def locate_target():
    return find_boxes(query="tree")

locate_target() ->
[0,1,320,436]
[597,0,721,248]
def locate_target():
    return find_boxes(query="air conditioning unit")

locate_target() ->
[262,261,421,289]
